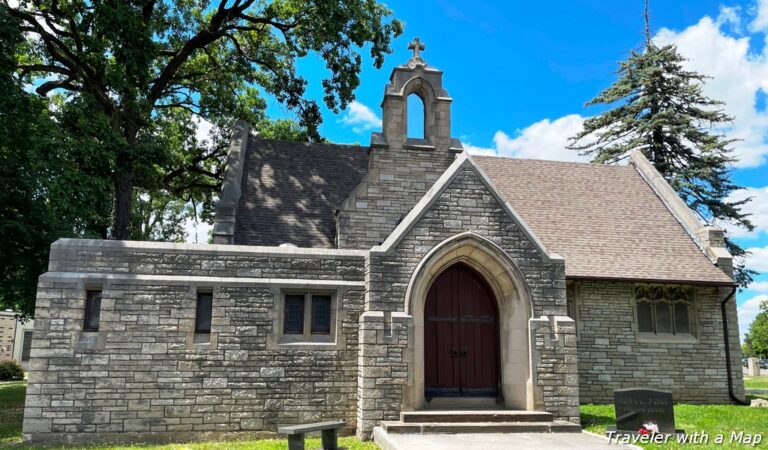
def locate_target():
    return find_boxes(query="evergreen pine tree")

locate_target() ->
[568,1,756,288]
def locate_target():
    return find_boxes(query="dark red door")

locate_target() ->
[424,263,500,398]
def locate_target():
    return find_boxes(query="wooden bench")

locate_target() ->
[278,420,345,450]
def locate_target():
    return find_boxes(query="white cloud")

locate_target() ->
[465,115,590,162]
[463,143,499,157]
[655,14,768,168]
[739,294,768,339]
[726,185,768,238]
[746,245,768,272]
[750,0,768,32]
[716,5,743,33]
[341,101,382,134]
[750,280,768,293]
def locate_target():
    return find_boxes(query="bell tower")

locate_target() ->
[373,37,463,153]
[337,39,464,249]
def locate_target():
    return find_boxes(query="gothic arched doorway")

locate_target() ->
[424,262,500,398]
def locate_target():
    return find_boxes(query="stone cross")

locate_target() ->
[408,37,425,60]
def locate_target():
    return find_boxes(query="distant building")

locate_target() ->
[0,309,34,368]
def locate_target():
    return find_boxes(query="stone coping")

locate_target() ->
[629,150,732,274]
[50,238,368,259]
[212,120,250,244]
[40,272,366,287]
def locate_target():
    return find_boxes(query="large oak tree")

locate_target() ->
[7,0,402,239]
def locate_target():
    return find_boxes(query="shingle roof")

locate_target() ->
[234,136,369,247]
[473,156,733,285]
[231,135,730,284]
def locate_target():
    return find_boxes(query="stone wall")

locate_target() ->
[336,143,455,249]
[356,165,580,438]
[24,239,366,445]
[572,281,745,404]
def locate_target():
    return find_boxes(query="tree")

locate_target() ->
[8,0,402,239]
[0,5,117,316]
[742,334,754,358]
[567,2,755,288]
[1,5,325,315]
[0,7,62,316]
[748,300,768,358]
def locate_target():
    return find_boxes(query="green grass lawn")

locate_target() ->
[0,381,377,450]
[0,381,26,446]
[581,395,768,450]
[744,377,768,390]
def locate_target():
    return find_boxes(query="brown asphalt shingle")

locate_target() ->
[474,156,733,285]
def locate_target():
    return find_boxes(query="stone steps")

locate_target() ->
[380,409,581,435]
[400,410,554,423]
[380,420,582,434]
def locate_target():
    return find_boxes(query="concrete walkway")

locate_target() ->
[374,428,638,450]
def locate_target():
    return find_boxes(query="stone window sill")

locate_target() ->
[275,341,339,350]
[75,331,106,352]
[269,334,341,351]
[404,138,435,151]
[636,332,698,344]
[186,332,217,350]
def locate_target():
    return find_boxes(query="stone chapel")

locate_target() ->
[23,40,745,445]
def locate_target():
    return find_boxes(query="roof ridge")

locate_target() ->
[471,154,632,168]
[248,134,365,149]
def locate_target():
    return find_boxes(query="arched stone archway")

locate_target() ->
[402,232,541,411]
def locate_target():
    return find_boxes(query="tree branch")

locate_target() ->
[147,0,258,106]
[18,64,73,76]
[8,7,115,113]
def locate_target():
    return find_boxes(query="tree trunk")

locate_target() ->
[111,121,139,240]
[111,169,134,240]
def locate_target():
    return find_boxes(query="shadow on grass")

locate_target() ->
[579,404,615,434]
[580,412,614,428]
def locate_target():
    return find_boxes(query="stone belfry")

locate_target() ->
[337,38,464,249]
[374,37,463,153]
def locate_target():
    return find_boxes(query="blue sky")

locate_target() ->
[229,0,768,339]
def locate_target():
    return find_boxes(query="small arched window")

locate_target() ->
[407,93,425,139]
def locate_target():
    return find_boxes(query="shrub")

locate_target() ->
[0,360,24,381]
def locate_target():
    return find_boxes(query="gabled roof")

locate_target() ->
[234,136,369,247]
[224,132,732,285]
[473,156,733,285]
[373,152,562,264]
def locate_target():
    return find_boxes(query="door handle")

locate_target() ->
[460,348,468,357]
[450,347,459,357]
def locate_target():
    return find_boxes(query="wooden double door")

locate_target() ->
[424,263,500,398]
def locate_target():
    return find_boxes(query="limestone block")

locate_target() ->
[259,367,284,378]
